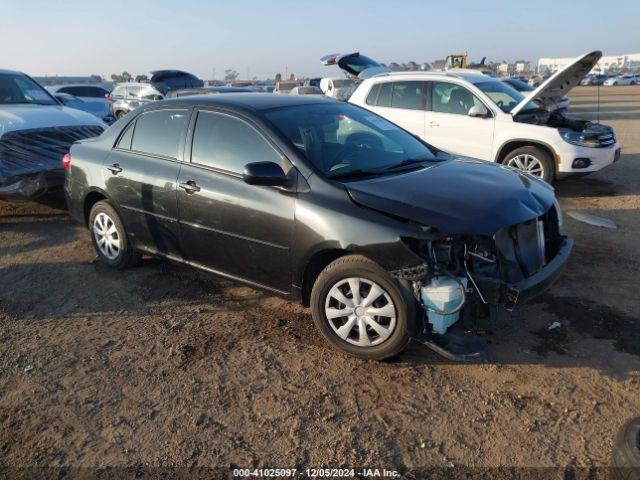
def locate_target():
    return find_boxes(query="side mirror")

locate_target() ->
[243,162,288,187]
[468,105,489,118]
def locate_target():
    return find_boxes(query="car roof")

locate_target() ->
[156,92,337,112]
[369,70,495,85]
[0,69,26,76]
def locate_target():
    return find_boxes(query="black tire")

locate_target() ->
[310,254,418,361]
[502,145,555,183]
[89,200,140,269]
[611,417,640,480]
[116,110,126,119]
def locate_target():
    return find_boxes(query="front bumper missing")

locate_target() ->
[471,236,573,310]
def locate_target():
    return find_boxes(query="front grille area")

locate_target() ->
[0,125,104,181]
[493,206,562,283]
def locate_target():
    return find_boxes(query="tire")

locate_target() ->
[502,145,555,183]
[310,254,418,361]
[611,417,640,480]
[89,200,141,269]
[116,110,126,119]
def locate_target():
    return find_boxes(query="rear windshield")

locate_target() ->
[0,73,57,106]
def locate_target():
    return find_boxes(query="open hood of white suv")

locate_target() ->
[511,51,602,116]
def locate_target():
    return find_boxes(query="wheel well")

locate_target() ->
[496,141,557,171]
[301,249,349,307]
[83,191,108,226]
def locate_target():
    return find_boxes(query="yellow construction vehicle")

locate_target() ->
[445,53,468,70]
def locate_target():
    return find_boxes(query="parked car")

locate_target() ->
[165,86,255,98]
[303,78,322,88]
[528,75,550,87]
[109,70,203,118]
[108,83,164,119]
[501,77,570,111]
[0,69,105,200]
[603,74,639,86]
[349,51,620,183]
[52,92,116,124]
[289,86,323,95]
[47,84,113,123]
[580,74,609,86]
[65,93,571,360]
[320,77,356,101]
[273,81,299,94]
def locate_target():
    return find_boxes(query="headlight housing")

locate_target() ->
[559,129,605,148]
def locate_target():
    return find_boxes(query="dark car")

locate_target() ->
[64,94,572,360]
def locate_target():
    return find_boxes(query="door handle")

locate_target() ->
[107,163,122,174]
[178,180,201,193]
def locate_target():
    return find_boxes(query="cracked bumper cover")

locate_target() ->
[471,236,573,310]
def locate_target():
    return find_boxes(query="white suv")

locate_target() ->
[347,51,620,182]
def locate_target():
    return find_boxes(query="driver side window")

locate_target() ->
[431,82,482,115]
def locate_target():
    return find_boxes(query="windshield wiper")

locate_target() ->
[327,169,383,180]
[381,157,434,171]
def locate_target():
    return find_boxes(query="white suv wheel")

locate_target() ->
[507,153,545,177]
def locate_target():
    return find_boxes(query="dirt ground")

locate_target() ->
[1,86,639,478]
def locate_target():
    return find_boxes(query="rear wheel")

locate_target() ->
[89,201,140,269]
[502,146,555,183]
[115,110,127,119]
[310,255,417,360]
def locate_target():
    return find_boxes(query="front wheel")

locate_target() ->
[310,255,417,360]
[89,200,140,269]
[502,146,555,183]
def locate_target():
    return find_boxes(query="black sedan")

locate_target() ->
[64,94,571,360]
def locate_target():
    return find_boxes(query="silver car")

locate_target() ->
[108,83,164,119]
[109,70,204,118]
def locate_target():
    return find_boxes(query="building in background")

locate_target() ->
[538,53,640,74]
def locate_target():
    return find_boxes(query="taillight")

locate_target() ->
[62,153,72,171]
[107,96,113,103]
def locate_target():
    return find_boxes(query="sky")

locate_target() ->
[4,0,639,80]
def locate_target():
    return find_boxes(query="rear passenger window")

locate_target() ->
[376,82,392,107]
[391,81,425,110]
[130,110,188,158]
[191,111,281,174]
[116,122,134,149]
[365,84,381,106]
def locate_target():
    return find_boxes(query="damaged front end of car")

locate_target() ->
[390,200,572,360]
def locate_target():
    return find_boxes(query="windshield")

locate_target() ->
[0,73,58,106]
[504,78,533,92]
[264,103,440,180]
[475,80,538,113]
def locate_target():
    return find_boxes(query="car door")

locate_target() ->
[103,108,189,258]
[425,81,495,160]
[366,81,426,139]
[177,109,295,293]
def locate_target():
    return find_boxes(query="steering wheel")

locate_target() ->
[345,132,383,151]
[497,100,504,108]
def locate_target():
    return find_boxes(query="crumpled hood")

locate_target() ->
[0,104,104,137]
[346,158,555,236]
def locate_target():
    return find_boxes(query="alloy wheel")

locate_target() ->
[93,212,121,260]
[324,277,396,347]
[507,154,545,177]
